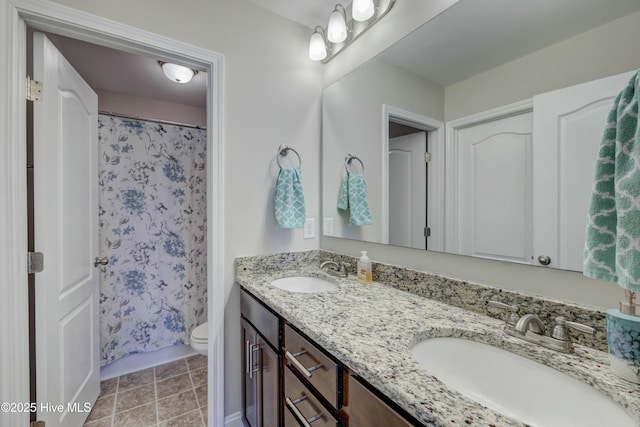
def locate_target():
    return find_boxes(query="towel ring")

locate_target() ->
[345,154,364,173]
[277,144,301,169]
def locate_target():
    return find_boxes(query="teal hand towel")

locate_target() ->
[584,70,640,292]
[338,172,373,226]
[274,167,306,228]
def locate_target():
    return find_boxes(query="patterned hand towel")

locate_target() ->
[584,70,640,292]
[338,172,373,226]
[274,167,306,228]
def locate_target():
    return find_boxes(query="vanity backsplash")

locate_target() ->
[236,249,607,352]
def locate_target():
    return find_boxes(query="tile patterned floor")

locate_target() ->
[84,355,208,427]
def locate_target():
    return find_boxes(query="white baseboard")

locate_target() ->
[224,411,245,427]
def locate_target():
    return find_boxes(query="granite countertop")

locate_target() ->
[236,267,640,426]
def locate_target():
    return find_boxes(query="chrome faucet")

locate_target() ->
[488,300,519,326]
[488,301,596,353]
[320,260,351,278]
[514,314,546,335]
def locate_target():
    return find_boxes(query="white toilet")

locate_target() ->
[190,322,208,355]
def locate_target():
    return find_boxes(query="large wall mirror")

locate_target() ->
[322,0,640,271]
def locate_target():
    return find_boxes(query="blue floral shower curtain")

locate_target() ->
[97,115,207,366]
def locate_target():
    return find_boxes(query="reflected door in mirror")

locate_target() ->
[452,112,533,264]
[389,131,428,249]
[533,71,635,271]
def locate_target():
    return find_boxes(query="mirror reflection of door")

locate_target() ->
[454,111,533,264]
[388,121,428,250]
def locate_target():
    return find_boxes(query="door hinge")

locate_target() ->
[424,152,432,163]
[424,227,431,237]
[28,252,44,274]
[31,421,45,427]
[26,76,43,102]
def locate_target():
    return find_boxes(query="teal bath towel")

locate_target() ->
[584,70,640,293]
[338,172,372,226]
[274,167,306,228]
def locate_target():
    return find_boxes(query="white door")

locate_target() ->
[388,132,427,249]
[455,112,533,264]
[533,71,635,270]
[33,32,99,427]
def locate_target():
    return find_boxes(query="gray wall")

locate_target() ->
[445,10,640,120]
[323,58,443,243]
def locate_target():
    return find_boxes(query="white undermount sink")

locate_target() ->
[270,276,338,293]
[410,337,636,427]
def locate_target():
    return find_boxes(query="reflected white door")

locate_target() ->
[533,71,635,270]
[389,132,427,249]
[456,112,533,264]
[33,32,99,426]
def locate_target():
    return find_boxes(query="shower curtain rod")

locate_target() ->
[98,110,206,130]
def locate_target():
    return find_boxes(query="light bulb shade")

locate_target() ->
[309,31,327,61]
[352,0,375,21]
[161,62,195,84]
[327,9,347,43]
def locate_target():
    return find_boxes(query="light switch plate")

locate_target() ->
[323,218,334,236]
[304,218,315,239]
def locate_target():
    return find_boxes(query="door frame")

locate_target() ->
[444,99,532,254]
[0,1,225,426]
[382,105,444,250]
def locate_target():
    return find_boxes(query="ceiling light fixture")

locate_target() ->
[160,62,197,84]
[308,0,396,63]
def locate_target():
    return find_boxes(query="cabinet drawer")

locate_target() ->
[347,375,414,427]
[241,289,279,348]
[284,367,339,427]
[284,324,339,408]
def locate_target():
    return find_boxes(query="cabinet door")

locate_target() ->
[260,335,279,427]
[348,376,413,427]
[243,317,281,427]
[243,320,260,427]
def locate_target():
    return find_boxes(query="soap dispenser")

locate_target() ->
[357,251,372,284]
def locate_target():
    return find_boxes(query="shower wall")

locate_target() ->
[97,114,207,366]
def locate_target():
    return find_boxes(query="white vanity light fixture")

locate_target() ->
[309,26,328,61]
[352,0,375,21]
[308,0,396,63]
[160,62,197,84]
[327,5,348,43]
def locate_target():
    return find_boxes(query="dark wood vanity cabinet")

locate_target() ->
[284,367,340,427]
[283,324,343,427]
[240,287,420,427]
[344,375,415,427]
[241,290,281,427]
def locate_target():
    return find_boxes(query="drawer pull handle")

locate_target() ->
[245,340,251,375]
[285,350,322,378]
[249,344,261,380]
[286,396,323,427]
